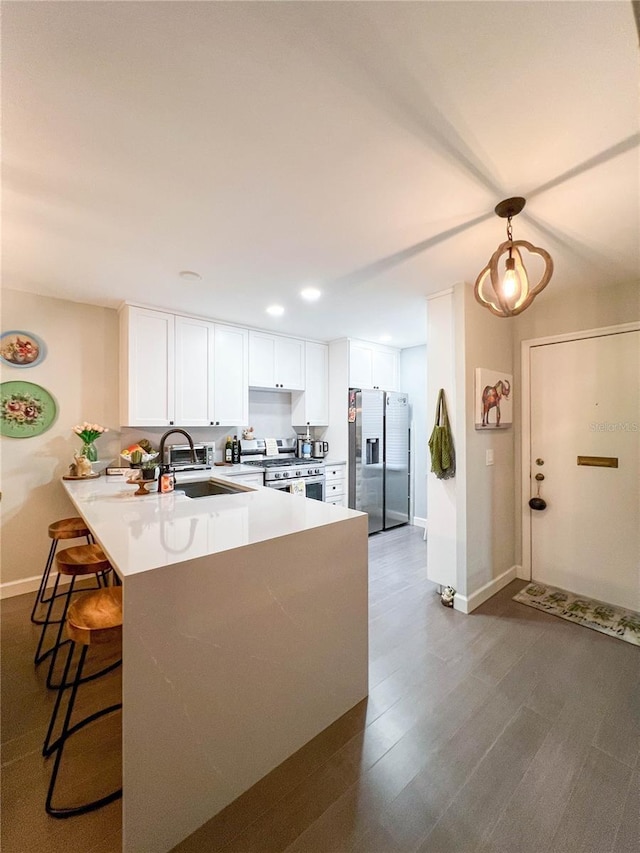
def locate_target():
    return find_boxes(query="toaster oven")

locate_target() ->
[164,442,215,470]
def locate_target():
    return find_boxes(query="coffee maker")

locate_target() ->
[296,435,312,459]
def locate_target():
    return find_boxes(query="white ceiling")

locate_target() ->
[3,1,639,348]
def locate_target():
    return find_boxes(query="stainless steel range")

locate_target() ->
[240,439,325,501]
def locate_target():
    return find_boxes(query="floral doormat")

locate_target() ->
[514,582,640,647]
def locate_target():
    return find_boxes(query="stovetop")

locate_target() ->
[243,457,324,470]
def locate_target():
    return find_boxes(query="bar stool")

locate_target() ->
[31,517,94,624]
[43,586,123,817]
[34,544,112,689]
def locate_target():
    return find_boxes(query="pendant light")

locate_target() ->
[474,197,553,317]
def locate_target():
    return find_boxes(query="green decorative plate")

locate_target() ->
[0,381,57,438]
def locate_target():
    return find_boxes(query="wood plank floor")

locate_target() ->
[2,525,638,852]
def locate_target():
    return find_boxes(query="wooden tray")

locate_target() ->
[63,472,100,480]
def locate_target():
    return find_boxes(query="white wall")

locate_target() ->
[400,345,427,522]
[426,290,460,591]
[461,285,515,596]
[1,290,120,591]
[426,283,515,609]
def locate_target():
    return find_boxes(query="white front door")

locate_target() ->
[530,330,640,611]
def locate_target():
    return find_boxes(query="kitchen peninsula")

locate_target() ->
[62,475,368,853]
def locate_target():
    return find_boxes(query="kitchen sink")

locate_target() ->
[177,480,245,499]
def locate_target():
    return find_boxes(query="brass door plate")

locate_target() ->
[577,455,618,468]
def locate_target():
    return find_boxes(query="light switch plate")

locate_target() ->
[486,449,494,466]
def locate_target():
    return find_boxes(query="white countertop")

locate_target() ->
[62,473,362,578]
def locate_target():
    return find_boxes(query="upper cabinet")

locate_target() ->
[120,306,176,427]
[212,324,248,425]
[120,306,248,427]
[248,331,305,391]
[291,341,329,426]
[174,317,248,427]
[349,340,400,391]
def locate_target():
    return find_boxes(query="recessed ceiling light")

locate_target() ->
[300,287,322,302]
[379,334,392,343]
[179,270,202,281]
[266,304,285,317]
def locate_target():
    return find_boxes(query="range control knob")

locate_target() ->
[296,470,302,477]
[283,471,289,478]
[274,473,281,479]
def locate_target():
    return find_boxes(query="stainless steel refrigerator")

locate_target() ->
[348,388,410,534]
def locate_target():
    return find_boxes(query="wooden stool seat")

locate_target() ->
[56,544,111,576]
[48,517,91,541]
[35,545,113,688]
[43,587,123,818]
[67,587,122,646]
[31,518,94,625]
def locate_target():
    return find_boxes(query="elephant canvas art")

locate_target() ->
[475,368,513,429]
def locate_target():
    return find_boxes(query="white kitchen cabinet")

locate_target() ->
[213,325,248,426]
[249,331,305,391]
[223,471,263,488]
[174,318,248,427]
[121,306,248,427]
[120,306,175,427]
[175,316,214,426]
[292,341,329,426]
[325,462,347,506]
[349,340,399,391]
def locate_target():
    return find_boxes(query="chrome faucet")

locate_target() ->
[158,429,196,492]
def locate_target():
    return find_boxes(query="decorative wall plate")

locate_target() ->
[0,381,57,438]
[0,330,47,368]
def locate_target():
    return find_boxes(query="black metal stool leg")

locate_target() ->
[44,643,122,817]
[31,539,58,624]
[42,638,78,758]
[34,573,66,665]
[45,578,77,689]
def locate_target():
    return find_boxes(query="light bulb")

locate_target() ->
[501,258,523,307]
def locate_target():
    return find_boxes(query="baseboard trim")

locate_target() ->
[516,564,529,580]
[453,565,519,614]
[412,516,427,529]
[1,573,73,600]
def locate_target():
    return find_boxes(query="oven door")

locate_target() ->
[265,475,325,501]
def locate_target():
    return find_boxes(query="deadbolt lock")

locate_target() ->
[535,458,544,466]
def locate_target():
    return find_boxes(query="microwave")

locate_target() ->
[164,442,215,470]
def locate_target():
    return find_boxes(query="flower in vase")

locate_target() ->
[72,422,109,461]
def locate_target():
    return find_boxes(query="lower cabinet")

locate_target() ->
[324,463,347,506]
[224,472,263,488]
[220,469,264,486]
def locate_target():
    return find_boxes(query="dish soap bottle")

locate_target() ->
[225,436,233,463]
[159,464,175,494]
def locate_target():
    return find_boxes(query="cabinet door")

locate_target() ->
[349,343,373,389]
[275,337,305,390]
[249,332,305,390]
[373,349,399,391]
[249,332,276,388]
[304,342,329,424]
[175,317,214,426]
[213,325,248,426]
[123,307,175,426]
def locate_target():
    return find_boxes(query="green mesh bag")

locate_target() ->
[428,389,455,480]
